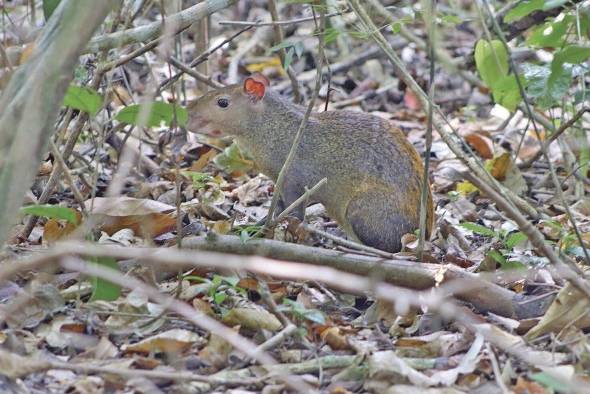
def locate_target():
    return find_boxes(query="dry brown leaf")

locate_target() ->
[320,326,350,351]
[222,306,282,331]
[489,152,512,181]
[86,197,178,238]
[199,332,234,369]
[0,349,50,379]
[190,148,218,172]
[122,329,204,354]
[525,283,590,339]
[465,133,494,159]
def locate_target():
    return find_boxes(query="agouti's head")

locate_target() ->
[187,74,270,138]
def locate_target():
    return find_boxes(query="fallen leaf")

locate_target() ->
[122,329,205,354]
[86,197,179,238]
[465,133,494,159]
[222,306,282,331]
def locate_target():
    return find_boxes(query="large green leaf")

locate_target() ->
[548,45,590,91]
[523,63,572,108]
[43,0,61,20]
[527,15,571,48]
[504,0,545,23]
[115,102,188,127]
[475,39,522,111]
[21,204,78,224]
[63,85,102,116]
[475,39,509,88]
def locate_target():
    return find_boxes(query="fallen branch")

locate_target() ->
[86,0,238,53]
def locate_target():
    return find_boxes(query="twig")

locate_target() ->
[418,0,436,258]
[61,257,315,393]
[479,0,590,265]
[158,24,253,93]
[521,107,590,168]
[264,3,327,226]
[486,343,511,394]
[301,223,398,260]
[167,56,224,88]
[461,169,590,299]
[267,177,327,227]
[219,9,347,26]
[267,0,302,102]
[1,241,568,369]
[85,0,238,53]
[347,0,540,221]
[48,140,88,216]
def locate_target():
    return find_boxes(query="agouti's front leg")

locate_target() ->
[277,182,306,220]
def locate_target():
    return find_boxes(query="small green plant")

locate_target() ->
[279,299,326,324]
[460,222,528,269]
[232,224,265,243]
[182,274,247,314]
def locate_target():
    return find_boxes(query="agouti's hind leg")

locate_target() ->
[345,195,415,253]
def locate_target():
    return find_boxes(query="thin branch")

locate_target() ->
[479,0,590,265]
[264,3,327,226]
[219,9,347,26]
[418,0,436,258]
[86,0,238,53]
[267,0,302,102]
[521,107,590,168]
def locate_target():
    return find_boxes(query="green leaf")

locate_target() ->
[531,371,573,392]
[474,39,523,111]
[460,222,497,237]
[43,0,61,20]
[548,45,590,92]
[492,74,522,111]
[240,229,251,243]
[504,0,544,23]
[268,41,294,54]
[474,39,509,88]
[323,27,341,44]
[115,102,188,127]
[213,143,254,173]
[523,62,572,109]
[505,231,528,249]
[527,16,571,48]
[63,85,102,116]
[21,204,78,224]
[499,260,527,270]
[214,292,227,305]
[441,14,462,26]
[284,47,295,70]
[487,249,506,264]
[89,256,121,301]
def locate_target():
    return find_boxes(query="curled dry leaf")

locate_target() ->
[222,305,282,332]
[85,196,179,238]
[319,326,351,351]
[122,329,206,354]
[0,349,50,380]
[199,332,234,369]
[464,133,494,159]
[525,283,590,339]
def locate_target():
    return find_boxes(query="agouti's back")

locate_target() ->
[187,75,434,252]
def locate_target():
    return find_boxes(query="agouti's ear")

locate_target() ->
[250,72,270,87]
[243,78,266,101]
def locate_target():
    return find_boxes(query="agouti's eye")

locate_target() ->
[217,98,230,108]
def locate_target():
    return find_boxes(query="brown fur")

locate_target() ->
[188,82,434,252]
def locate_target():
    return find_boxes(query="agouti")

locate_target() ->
[187,74,434,252]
